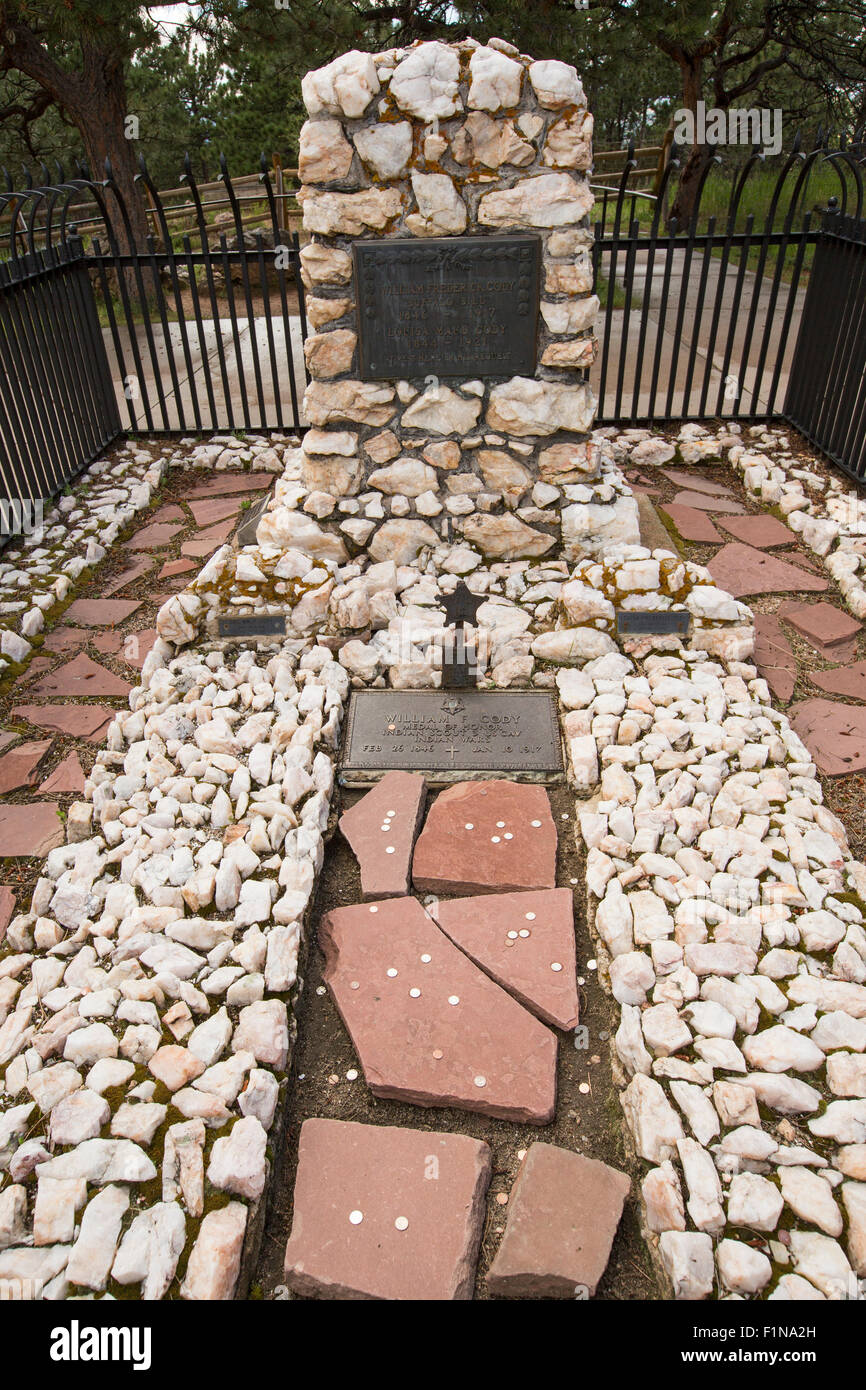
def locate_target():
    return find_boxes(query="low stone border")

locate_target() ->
[554,436,866,1300]
[611,421,866,623]
[570,639,866,1299]
[0,433,289,690]
[0,438,340,1301]
[0,444,166,681]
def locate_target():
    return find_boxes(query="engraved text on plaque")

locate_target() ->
[354,235,542,380]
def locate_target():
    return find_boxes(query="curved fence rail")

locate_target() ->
[785,211,866,483]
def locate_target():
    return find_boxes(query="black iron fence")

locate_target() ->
[2,136,866,543]
[0,156,310,534]
[590,133,865,428]
[785,211,866,482]
[90,157,309,437]
[0,234,120,517]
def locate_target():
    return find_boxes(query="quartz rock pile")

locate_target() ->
[139,426,748,698]
[572,642,866,1299]
[257,433,642,568]
[0,447,166,683]
[0,579,347,1298]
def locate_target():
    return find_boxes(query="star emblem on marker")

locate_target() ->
[441,696,465,716]
[440,581,484,628]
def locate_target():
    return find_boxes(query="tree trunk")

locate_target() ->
[76,47,149,257]
[0,24,149,256]
[669,55,706,228]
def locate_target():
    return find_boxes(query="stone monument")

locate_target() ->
[258,35,641,566]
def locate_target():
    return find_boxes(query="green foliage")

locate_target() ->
[0,0,865,196]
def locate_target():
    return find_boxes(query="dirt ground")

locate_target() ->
[253,783,661,1302]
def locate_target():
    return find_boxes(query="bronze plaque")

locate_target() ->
[217,614,288,638]
[615,610,690,636]
[340,689,562,778]
[354,235,541,380]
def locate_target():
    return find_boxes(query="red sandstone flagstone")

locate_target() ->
[12,704,115,742]
[431,888,579,1031]
[412,780,557,895]
[284,1118,491,1301]
[779,600,862,654]
[188,497,243,528]
[186,472,274,498]
[149,503,187,524]
[64,599,142,628]
[25,658,54,680]
[486,1144,631,1299]
[123,629,157,671]
[159,558,197,580]
[670,490,745,514]
[708,543,828,598]
[103,558,154,597]
[319,896,558,1124]
[181,518,236,558]
[90,632,124,658]
[660,504,723,543]
[0,740,53,794]
[29,653,131,699]
[38,752,86,795]
[787,551,821,573]
[661,469,733,495]
[43,628,87,656]
[718,514,798,548]
[809,660,866,701]
[625,472,663,493]
[753,613,798,703]
[0,803,64,856]
[339,771,427,898]
[0,887,16,943]
[0,733,16,755]
[91,628,156,670]
[124,522,184,551]
[789,698,866,776]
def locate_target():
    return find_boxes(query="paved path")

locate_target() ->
[592,249,807,421]
[628,459,866,789]
[103,317,308,433]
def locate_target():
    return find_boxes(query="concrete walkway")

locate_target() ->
[592,248,807,421]
[103,316,308,433]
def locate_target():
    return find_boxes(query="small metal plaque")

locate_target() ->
[616,609,690,636]
[217,614,288,638]
[340,690,563,778]
[354,235,541,380]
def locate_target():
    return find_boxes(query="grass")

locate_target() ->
[594,157,848,291]
[697,160,847,233]
[596,273,643,311]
